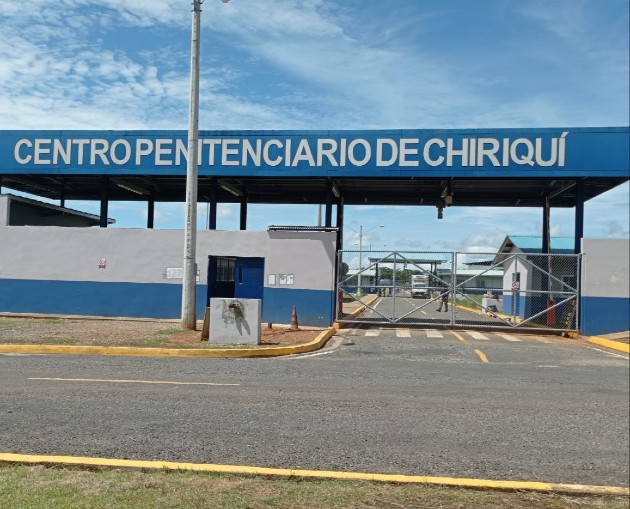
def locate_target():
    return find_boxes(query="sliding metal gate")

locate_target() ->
[336,250,581,333]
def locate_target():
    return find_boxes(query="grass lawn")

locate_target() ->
[0,465,628,509]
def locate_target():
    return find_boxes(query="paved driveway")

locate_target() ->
[1,328,628,487]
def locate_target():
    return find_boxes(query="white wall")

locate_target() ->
[0,226,336,292]
[581,238,630,298]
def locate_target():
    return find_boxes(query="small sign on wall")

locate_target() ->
[267,274,277,286]
[98,259,106,269]
[164,267,200,282]
[279,273,294,285]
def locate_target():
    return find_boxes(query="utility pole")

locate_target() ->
[181,0,203,329]
[182,0,230,329]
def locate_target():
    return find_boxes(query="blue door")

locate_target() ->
[234,257,264,300]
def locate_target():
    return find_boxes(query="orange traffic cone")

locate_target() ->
[290,306,299,330]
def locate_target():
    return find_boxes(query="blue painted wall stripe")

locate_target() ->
[0,279,193,319]
[580,296,630,336]
[0,279,334,327]
[262,287,334,327]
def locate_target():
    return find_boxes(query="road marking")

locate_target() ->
[474,349,489,363]
[396,329,411,338]
[449,331,466,343]
[533,337,551,344]
[497,333,521,342]
[28,377,239,386]
[283,350,337,359]
[468,331,489,341]
[365,330,380,337]
[421,310,427,315]
[586,347,629,360]
[426,331,443,338]
[2,453,624,496]
[0,353,45,356]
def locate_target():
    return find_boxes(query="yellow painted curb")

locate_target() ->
[336,295,380,329]
[0,453,627,496]
[0,327,337,358]
[458,304,523,324]
[587,336,630,354]
[348,294,380,318]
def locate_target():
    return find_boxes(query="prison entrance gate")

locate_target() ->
[336,250,580,333]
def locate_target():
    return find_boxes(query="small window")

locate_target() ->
[216,258,235,282]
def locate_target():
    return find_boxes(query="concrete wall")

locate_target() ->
[581,238,630,335]
[0,226,336,326]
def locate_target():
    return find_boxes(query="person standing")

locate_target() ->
[436,285,449,312]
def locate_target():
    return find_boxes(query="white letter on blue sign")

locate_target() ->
[291,139,315,167]
[136,139,153,165]
[510,138,535,166]
[14,139,33,164]
[317,139,339,167]
[34,139,52,164]
[348,139,371,166]
[476,138,500,166]
[423,138,445,166]
[376,139,398,166]
[399,138,419,167]
[446,138,469,166]
[263,139,283,166]
[110,139,132,165]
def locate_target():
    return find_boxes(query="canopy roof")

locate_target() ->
[1,127,627,208]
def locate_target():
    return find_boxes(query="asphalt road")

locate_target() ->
[349,294,523,328]
[1,328,628,487]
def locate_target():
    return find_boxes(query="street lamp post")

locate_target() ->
[347,224,383,296]
[181,0,230,330]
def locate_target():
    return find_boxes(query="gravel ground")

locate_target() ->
[0,317,321,348]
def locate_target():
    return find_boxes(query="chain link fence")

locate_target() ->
[336,250,580,332]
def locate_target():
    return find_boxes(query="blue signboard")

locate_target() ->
[0,127,628,178]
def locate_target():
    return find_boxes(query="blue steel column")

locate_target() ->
[574,179,585,254]
[99,176,109,228]
[240,197,247,230]
[574,179,585,332]
[542,195,550,254]
[147,198,155,229]
[325,180,333,228]
[541,195,551,324]
[209,177,217,230]
[334,197,344,321]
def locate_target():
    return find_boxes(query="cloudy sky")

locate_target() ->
[0,0,628,253]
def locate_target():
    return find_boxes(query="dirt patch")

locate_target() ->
[0,317,323,349]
